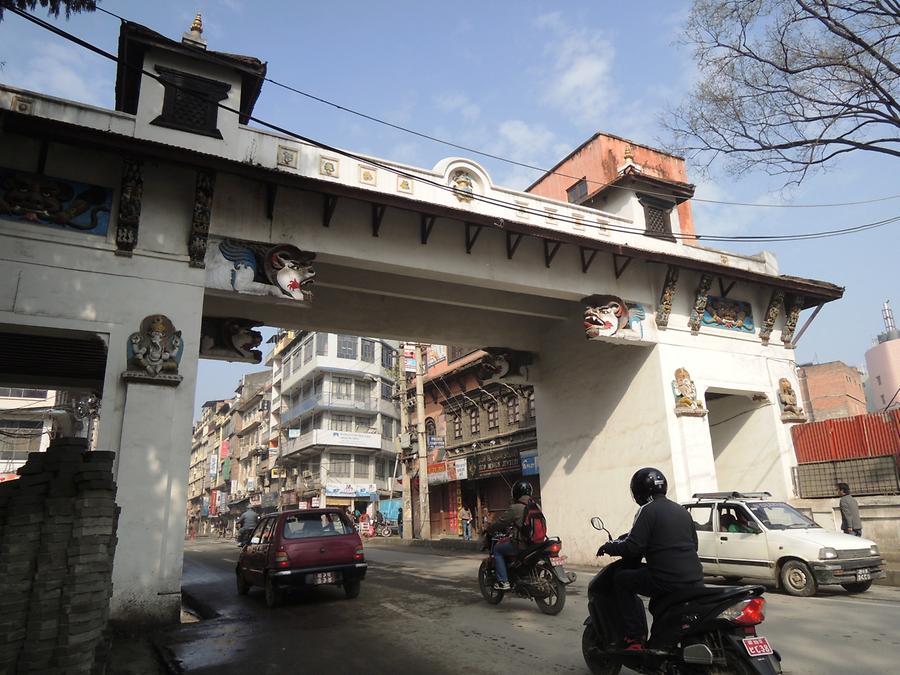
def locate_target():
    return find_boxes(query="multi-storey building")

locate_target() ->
[275,332,401,514]
[0,386,56,481]
[229,371,272,515]
[797,361,868,422]
[187,399,227,536]
[406,347,538,537]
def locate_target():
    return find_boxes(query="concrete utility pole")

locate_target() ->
[398,345,413,540]
[415,343,431,540]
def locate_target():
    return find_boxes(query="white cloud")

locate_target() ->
[4,42,113,108]
[533,12,617,127]
[435,92,480,122]
[488,119,560,189]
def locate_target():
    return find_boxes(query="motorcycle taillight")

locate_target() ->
[547,541,561,554]
[717,597,765,625]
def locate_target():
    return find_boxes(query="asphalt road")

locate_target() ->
[163,539,900,674]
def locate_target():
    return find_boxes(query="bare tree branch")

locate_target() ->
[664,0,900,184]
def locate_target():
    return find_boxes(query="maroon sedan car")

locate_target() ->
[236,508,367,607]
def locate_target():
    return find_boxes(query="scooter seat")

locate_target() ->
[649,584,762,617]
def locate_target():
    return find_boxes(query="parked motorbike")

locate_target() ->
[478,533,576,615]
[582,517,782,675]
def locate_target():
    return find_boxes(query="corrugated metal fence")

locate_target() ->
[792,410,900,463]
[791,410,900,497]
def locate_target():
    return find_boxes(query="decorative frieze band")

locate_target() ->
[688,273,713,333]
[656,266,679,328]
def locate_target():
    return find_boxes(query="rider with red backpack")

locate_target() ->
[485,480,546,590]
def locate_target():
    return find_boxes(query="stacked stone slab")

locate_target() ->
[0,438,119,674]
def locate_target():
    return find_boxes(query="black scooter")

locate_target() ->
[478,534,576,615]
[582,517,782,675]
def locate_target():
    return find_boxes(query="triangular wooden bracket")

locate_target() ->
[544,240,561,268]
[372,204,386,237]
[420,215,436,245]
[506,232,523,260]
[580,247,598,274]
[322,194,338,228]
[613,254,633,279]
[265,182,278,221]
[718,277,736,297]
[465,222,483,254]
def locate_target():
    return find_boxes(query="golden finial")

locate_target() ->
[190,13,203,35]
[624,145,634,162]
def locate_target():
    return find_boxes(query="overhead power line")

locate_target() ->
[87,5,900,210]
[6,6,900,245]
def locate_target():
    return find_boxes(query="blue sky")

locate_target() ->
[1,1,896,419]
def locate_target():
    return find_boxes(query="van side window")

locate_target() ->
[259,518,276,543]
[687,504,714,532]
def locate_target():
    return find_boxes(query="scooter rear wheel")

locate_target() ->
[581,624,621,675]
[478,560,504,604]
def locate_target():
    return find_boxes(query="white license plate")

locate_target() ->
[308,572,336,584]
[549,556,566,567]
[857,569,871,581]
[742,637,773,657]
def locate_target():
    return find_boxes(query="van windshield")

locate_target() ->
[282,512,350,539]
[747,502,820,530]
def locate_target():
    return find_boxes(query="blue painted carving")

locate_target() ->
[702,296,755,333]
[0,168,112,235]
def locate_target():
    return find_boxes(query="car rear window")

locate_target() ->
[282,512,351,539]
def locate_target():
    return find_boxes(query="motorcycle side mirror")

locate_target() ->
[590,517,604,531]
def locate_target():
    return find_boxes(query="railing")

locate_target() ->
[792,456,900,498]
[283,393,378,422]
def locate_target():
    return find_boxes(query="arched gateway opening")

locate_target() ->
[0,20,841,625]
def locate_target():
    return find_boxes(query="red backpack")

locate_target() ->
[521,499,547,545]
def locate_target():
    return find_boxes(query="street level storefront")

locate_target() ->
[427,447,541,536]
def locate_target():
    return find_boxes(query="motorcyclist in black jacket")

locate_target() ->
[597,467,704,650]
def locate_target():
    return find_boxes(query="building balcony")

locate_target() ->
[282,393,379,422]
[281,428,388,457]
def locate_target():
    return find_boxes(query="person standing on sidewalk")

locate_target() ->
[459,505,473,541]
[838,483,862,536]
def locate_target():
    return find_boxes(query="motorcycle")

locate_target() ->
[359,521,393,538]
[236,528,252,548]
[582,517,782,675]
[478,533,576,615]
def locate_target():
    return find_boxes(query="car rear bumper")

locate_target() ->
[810,557,885,585]
[270,562,368,587]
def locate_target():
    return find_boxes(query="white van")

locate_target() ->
[682,492,884,596]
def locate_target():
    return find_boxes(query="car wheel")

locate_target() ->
[344,580,361,599]
[780,560,817,597]
[264,574,282,608]
[236,569,250,596]
[841,580,873,593]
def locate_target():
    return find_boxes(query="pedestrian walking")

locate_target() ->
[459,505,473,541]
[837,482,862,536]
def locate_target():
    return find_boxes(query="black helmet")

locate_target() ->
[630,468,667,505]
[512,480,533,501]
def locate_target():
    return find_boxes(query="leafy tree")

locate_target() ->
[0,1,98,23]
[665,0,900,184]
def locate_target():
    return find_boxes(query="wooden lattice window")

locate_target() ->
[638,194,676,242]
[151,66,230,139]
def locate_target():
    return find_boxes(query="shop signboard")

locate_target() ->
[426,435,445,449]
[249,493,261,507]
[446,458,468,481]
[427,461,449,485]
[427,345,447,369]
[520,449,539,476]
[469,448,520,479]
[298,500,309,510]
[208,454,218,478]
[325,483,374,497]
[201,495,209,517]
[209,490,218,516]
[317,429,381,449]
[311,496,320,507]
[219,439,229,459]
[403,345,417,373]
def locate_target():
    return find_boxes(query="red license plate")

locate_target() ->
[549,556,566,567]
[742,637,773,657]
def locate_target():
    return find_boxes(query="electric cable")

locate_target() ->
[84,4,900,210]
[6,6,899,245]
